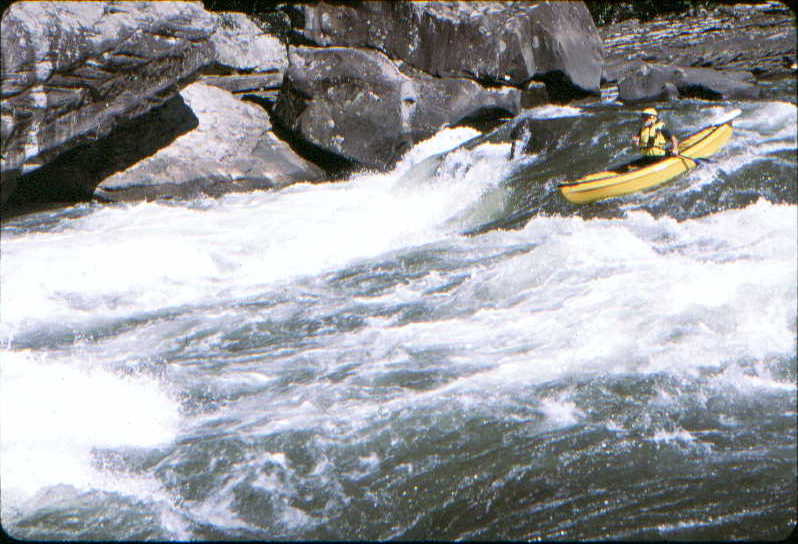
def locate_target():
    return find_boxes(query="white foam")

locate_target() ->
[396,126,482,170]
[0,100,793,533]
[677,103,796,190]
[716,362,797,394]
[167,198,795,444]
[0,351,180,509]
[653,428,697,444]
[0,129,506,342]
[335,199,797,395]
[539,397,584,426]
[735,101,797,137]
[524,104,583,118]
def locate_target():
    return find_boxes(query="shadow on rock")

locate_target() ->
[3,95,199,217]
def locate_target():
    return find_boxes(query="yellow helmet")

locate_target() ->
[642,107,658,117]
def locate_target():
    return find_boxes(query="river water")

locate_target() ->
[1,83,796,540]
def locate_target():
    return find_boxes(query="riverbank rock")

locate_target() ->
[600,2,796,79]
[92,82,324,201]
[290,1,603,100]
[273,46,524,171]
[616,62,761,102]
[0,1,216,205]
[208,11,287,74]
[200,11,287,107]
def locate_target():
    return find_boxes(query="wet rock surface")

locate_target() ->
[199,10,288,108]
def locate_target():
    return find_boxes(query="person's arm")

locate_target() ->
[661,127,679,155]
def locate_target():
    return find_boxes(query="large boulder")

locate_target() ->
[677,65,761,100]
[616,63,684,102]
[617,62,761,102]
[0,1,216,205]
[92,82,325,201]
[273,46,525,171]
[291,1,603,98]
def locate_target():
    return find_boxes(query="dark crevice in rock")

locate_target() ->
[456,117,515,135]
[240,92,281,112]
[3,95,198,209]
[286,30,322,48]
[454,108,518,133]
[201,62,248,76]
[536,71,597,103]
[677,84,725,100]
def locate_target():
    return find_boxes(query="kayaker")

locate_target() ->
[631,107,680,166]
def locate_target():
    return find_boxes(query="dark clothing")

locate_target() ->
[625,155,666,170]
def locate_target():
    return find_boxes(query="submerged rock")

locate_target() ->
[0,1,217,205]
[273,46,524,171]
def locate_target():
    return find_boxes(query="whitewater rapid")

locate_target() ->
[1,101,795,540]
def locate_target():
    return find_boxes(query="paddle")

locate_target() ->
[673,153,713,165]
[707,108,743,127]
[672,109,742,164]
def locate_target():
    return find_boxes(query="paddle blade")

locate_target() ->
[709,108,743,127]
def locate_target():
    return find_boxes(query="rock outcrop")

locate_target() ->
[1,1,608,210]
[273,46,525,171]
[0,1,217,205]
[600,2,796,79]
[291,1,604,98]
[93,82,324,201]
[208,11,287,74]
[4,0,787,215]
[199,11,287,106]
[616,62,761,102]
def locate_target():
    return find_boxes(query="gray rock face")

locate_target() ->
[94,82,325,201]
[274,46,524,171]
[617,62,761,102]
[199,73,284,94]
[0,1,217,204]
[200,12,288,109]
[616,63,684,102]
[209,11,287,74]
[293,1,603,97]
[677,66,761,100]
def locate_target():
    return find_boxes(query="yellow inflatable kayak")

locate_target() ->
[559,109,741,205]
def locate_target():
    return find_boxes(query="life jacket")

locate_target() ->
[638,120,667,157]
